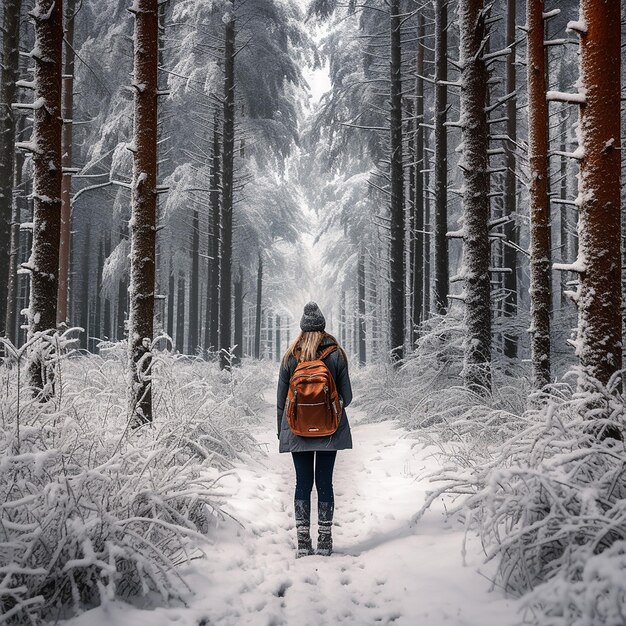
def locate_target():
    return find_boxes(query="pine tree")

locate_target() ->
[433,0,449,315]
[569,0,622,386]
[26,0,64,393]
[388,0,404,363]
[219,0,236,370]
[458,0,491,393]
[526,0,551,389]
[128,0,158,423]
[0,0,23,338]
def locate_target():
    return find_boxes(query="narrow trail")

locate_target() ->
[65,390,521,626]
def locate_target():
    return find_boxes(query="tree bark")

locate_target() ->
[358,251,366,365]
[502,0,518,358]
[188,208,199,354]
[389,0,405,363]
[128,0,158,423]
[275,314,281,362]
[0,0,23,338]
[433,0,449,315]
[526,0,551,390]
[412,11,425,335]
[207,110,221,354]
[254,252,262,359]
[79,225,90,350]
[167,269,174,340]
[5,117,25,345]
[103,232,111,340]
[233,266,243,364]
[458,0,491,393]
[219,1,235,370]
[95,237,103,350]
[57,0,76,326]
[176,275,185,353]
[27,0,64,393]
[574,0,622,386]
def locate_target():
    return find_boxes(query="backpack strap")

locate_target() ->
[318,345,337,361]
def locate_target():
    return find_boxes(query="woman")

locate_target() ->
[276,302,353,558]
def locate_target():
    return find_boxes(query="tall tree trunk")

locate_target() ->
[207,111,221,354]
[103,232,111,339]
[188,208,199,354]
[559,111,570,309]
[423,134,431,318]
[267,310,273,361]
[389,0,405,363]
[116,276,126,341]
[433,0,449,314]
[128,0,158,423]
[219,1,235,369]
[358,251,366,365]
[176,275,185,353]
[254,252,262,359]
[527,0,551,390]
[167,268,174,340]
[0,0,23,337]
[275,314,281,362]
[459,0,491,393]
[573,0,622,386]
[5,117,25,345]
[412,11,425,336]
[27,0,64,394]
[233,266,243,364]
[95,237,103,350]
[502,0,518,358]
[79,226,90,350]
[57,0,76,326]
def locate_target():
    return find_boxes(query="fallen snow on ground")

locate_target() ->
[60,391,521,626]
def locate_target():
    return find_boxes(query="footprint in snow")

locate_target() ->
[274,580,292,598]
[340,574,351,586]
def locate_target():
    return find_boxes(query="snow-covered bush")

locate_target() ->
[0,335,271,624]
[413,369,626,625]
[352,310,529,435]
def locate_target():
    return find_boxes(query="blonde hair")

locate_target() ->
[282,330,345,366]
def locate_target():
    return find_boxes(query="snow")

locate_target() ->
[60,390,520,626]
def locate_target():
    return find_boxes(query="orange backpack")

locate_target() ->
[286,345,342,437]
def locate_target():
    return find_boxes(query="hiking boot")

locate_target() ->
[295,499,313,558]
[316,500,334,556]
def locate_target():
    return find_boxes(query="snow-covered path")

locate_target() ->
[64,392,521,626]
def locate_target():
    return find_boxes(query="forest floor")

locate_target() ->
[60,389,522,626]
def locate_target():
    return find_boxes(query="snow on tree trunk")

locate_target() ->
[458,0,491,393]
[176,276,185,353]
[502,0,518,359]
[233,266,243,364]
[5,128,24,345]
[207,111,221,354]
[433,0,449,315]
[27,0,64,393]
[0,0,23,338]
[254,252,262,359]
[358,250,366,365]
[56,0,76,326]
[572,0,622,387]
[188,208,199,354]
[275,314,281,361]
[412,11,425,336]
[389,0,405,363]
[128,0,158,424]
[219,1,235,370]
[526,0,552,390]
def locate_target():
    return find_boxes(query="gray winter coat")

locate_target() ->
[277,337,353,453]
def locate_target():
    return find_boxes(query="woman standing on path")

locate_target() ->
[276,302,353,558]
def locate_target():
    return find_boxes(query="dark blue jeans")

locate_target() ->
[292,451,337,503]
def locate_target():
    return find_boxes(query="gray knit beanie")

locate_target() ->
[300,301,326,332]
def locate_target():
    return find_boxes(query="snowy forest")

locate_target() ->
[0,0,625,624]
